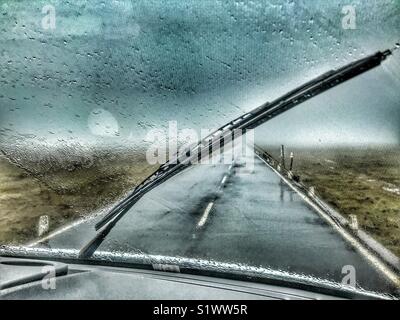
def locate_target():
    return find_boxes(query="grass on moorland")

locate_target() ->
[0,155,157,244]
[262,145,400,257]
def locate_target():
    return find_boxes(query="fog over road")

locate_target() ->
[35,149,398,295]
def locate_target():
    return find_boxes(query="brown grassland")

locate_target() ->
[0,154,157,244]
[0,147,399,258]
[264,146,400,257]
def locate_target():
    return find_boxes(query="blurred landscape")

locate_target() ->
[0,146,399,259]
[0,151,157,245]
[264,145,400,257]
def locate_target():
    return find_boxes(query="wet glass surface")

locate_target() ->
[0,0,399,298]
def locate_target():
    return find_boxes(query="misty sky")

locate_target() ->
[0,0,399,151]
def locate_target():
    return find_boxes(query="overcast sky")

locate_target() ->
[0,0,399,151]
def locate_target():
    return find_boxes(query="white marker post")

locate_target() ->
[289,152,294,171]
[280,145,286,170]
[349,214,359,231]
[38,215,49,237]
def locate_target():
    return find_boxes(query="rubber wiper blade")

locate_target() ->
[79,49,392,259]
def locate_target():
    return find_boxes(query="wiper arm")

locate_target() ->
[79,48,393,258]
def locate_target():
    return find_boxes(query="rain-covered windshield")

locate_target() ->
[0,0,399,298]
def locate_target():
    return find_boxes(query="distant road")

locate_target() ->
[36,149,398,295]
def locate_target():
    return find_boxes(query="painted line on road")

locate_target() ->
[30,161,235,247]
[221,175,228,186]
[197,202,214,229]
[196,162,235,230]
[256,153,400,287]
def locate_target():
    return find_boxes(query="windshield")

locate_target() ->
[0,0,399,299]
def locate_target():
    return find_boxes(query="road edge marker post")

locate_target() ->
[280,145,286,171]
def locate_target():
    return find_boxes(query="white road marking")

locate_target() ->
[196,164,233,230]
[256,153,400,287]
[221,175,228,186]
[197,202,214,228]
[30,162,235,246]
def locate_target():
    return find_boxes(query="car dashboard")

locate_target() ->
[0,256,347,300]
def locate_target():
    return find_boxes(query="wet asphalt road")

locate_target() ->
[39,150,398,295]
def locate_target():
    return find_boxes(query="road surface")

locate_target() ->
[34,149,398,295]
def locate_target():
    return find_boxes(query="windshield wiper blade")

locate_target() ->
[79,49,393,259]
